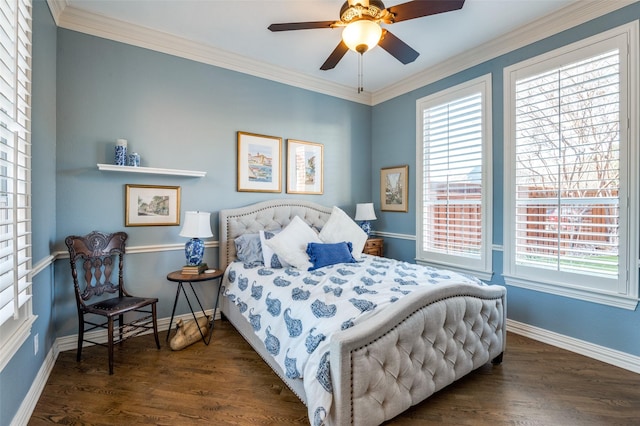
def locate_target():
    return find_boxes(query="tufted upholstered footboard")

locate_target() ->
[219,199,507,426]
[329,283,506,426]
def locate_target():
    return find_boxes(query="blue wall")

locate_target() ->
[371,3,640,357]
[53,28,372,336]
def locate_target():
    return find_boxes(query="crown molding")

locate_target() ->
[47,0,372,105]
[46,0,65,25]
[47,0,634,106]
[372,0,636,104]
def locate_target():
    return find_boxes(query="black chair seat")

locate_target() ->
[88,296,160,315]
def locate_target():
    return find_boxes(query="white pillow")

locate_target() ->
[319,206,368,258]
[259,230,290,268]
[264,216,321,270]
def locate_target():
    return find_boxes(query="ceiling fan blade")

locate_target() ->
[268,21,337,32]
[387,0,465,23]
[320,41,349,70]
[378,30,419,64]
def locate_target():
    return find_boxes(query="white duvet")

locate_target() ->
[222,255,484,425]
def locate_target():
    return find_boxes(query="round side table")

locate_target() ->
[165,268,224,345]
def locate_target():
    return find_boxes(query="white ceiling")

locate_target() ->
[53,0,628,103]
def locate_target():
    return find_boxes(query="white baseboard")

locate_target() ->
[11,314,639,425]
[10,343,59,426]
[507,319,640,374]
[55,309,219,352]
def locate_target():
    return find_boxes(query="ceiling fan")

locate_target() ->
[268,0,466,71]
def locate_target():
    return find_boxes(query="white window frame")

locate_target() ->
[0,0,34,371]
[503,22,638,310]
[416,74,493,280]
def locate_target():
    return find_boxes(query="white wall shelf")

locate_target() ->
[97,163,206,177]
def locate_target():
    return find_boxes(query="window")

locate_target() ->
[0,0,33,371]
[416,74,492,279]
[503,23,638,309]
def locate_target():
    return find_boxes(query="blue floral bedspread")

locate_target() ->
[222,255,484,425]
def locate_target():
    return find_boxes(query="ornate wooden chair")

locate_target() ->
[65,231,160,374]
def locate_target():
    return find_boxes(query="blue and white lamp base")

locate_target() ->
[184,237,205,266]
[359,220,372,237]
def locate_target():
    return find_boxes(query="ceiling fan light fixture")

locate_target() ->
[342,19,382,53]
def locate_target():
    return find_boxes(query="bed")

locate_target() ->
[218,199,506,426]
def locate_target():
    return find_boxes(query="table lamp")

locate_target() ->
[179,211,213,266]
[355,203,377,237]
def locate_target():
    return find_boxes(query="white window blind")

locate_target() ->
[0,0,33,371]
[416,75,492,277]
[514,50,620,278]
[504,22,638,308]
[423,93,483,257]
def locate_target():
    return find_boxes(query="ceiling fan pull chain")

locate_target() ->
[358,53,364,94]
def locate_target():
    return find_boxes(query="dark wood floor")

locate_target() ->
[29,320,640,425]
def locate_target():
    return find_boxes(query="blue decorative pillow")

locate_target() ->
[306,242,357,271]
[234,233,263,266]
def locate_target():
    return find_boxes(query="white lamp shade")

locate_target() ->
[355,203,377,221]
[342,20,382,53]
[179,211,213,238]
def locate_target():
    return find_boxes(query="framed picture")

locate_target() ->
[237,131,282,192]
[286,139,323,194]
[381,165,409,212]
[125,184,181,226]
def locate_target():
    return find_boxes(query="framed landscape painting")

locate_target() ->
[237,131,282,192]
[286,139,323,194]
[125,184,181,226]
[380,165,408,212]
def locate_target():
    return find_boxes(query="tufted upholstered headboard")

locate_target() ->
[218,199,333,270]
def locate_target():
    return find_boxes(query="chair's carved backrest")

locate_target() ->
[65,231,128,306]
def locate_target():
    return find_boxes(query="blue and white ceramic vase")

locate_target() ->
[128,152,140,167]
[115,139,127,166]
[185,237,205,265]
